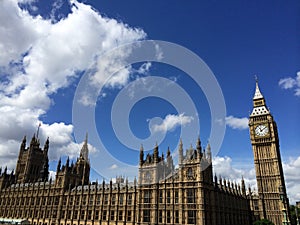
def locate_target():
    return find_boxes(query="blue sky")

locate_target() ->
[0,0,299,203]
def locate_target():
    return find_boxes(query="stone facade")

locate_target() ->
[0,81,290,225]
[0,136,252,225]
[249,80,291,225]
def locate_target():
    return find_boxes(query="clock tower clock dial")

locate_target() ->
[248,79,290,224]
[255,124,269,137]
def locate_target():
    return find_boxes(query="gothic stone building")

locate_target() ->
[0,81,289,225]
[249,80,291,224]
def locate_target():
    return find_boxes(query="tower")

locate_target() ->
[15,134,49,183]
[55,135,90,189]
[248,79,290,225]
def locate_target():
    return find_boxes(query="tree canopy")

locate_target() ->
[253,219,275,225]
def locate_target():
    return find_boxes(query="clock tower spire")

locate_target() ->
[251,78,270,116]
[249,78,290,225]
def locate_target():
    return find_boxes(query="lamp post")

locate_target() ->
[278,185,290,225]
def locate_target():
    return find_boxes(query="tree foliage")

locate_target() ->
[253,219,275,225]
[290,204,300,225]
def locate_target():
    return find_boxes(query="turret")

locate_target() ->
[30,134,36,146]
[166,147,173,169]
[178,139,183,164]
[196,136,202,159]
[153,142,159,163]
[66,157,70,168]
[20,136,26,151]
[57,158,61,172]
[44,137,49,154]
[241,176,246,196]
[139,144,144,165]
[167,147,171,158]
[206,142,212,163]
[80,132,89,161]
[214,173,218,187]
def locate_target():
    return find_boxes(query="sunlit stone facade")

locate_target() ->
[0,134,252,225]
[0,82,289,225]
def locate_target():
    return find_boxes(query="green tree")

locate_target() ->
[290,204,300,225]
[253,219,275,225]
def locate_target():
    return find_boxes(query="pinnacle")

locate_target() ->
[253,78,264,100]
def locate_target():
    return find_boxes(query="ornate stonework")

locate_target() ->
[249,80,291,225]
[0,81,290,225]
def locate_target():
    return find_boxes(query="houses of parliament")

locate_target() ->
[0,81,291,225]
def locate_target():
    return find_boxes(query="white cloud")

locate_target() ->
[154,43,163,60]
[109,164,118,170]
[213,156,256,186]
[150,113,194,133]
[49,170,56,181]
[282,156,300,204]
[169,76,178,82]
[225,116,248,130]
[279,78,297,89]
[278,71,300,97]
[0,0,49,67]
[50,0,64,22]
[137,62,151,75]
[0,0,146,170]
[213,155,300,205]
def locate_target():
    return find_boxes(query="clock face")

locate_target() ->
[255,124,269,137]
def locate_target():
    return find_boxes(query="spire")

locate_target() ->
[30,133,36,145]
[154,142,159,163]
[44,137,49,153]
[251,78,269,116]
[36,122,41,139]
[21,136,26,149]
[66,157,70,167]
[178,138,183,164]
[241,176,246,196]
[206,141,211,163]
[214,173,218,185]
[167,146,171,157]
[80,132,89,161]
[196,136,201,150]
[139,144,144,165]
[196,136,202,160]
[219,176,223,188]
[56,158,61,172]
[253,76,264,100]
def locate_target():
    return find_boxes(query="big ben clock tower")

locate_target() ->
[249,79,290,225]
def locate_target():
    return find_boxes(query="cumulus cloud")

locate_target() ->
[278,71,300,96]
[225,116,248,130]
[213,155,300,205]
[136,62,151,75]
[282,156,300,204]
[109,164,119,170]
[150,113,194,133]
[213,156,257,188]
[49,170,56,181]
[0,0,146,170]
